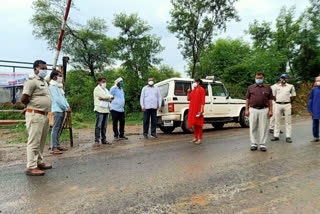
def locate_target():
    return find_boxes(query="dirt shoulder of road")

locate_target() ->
[0,114,311,167]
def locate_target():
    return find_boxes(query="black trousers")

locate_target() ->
[143,109,157,137]
[111,110,125,138]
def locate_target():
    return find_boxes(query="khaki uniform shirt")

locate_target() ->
[22,75,52,112]
[273,83,296,103]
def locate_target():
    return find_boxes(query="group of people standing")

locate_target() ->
[19,59,319,176]
[245,72,297,152]
[21,59,162,176]
[93,76,162,146]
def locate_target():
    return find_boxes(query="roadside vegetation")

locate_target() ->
[1,0,319,143]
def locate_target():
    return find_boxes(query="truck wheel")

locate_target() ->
[212,122,224,129]
[182,113,192,133]
[159,126,175,134]
[240,109,249,128]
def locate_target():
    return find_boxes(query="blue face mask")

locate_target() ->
[255,79,263,84]
[119,82,124,87]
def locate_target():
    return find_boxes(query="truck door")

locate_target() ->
[211,83,230,117]
[201,83,213,117]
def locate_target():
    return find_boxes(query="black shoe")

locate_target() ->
[269,129,274,134]
[119,136,128,140]
[250,145,258,151]
[271,137,279,141]
[144,135,148,139]
[114,137,119,141]
[286,138,292,143]
[311,138,320,142]
[101,142,107,145]
[151,135,158,138]
[260,145,267,152]
[280,130,283,134]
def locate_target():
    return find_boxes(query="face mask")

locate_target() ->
[148,81,154,86]
[317,82,320,86]
[119,82,124,87]
[255,79,263,84]
[101,83,106,88]
[38,69,47,79]
[57,76,63,83]
[192,82,198,88]
[281,79,286,84]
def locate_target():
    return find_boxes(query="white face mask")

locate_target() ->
[317,82,320,86]
[192,82,198,88]
[148,81,154,86]
[57,76,63,83]
[38,69,47,79]
[101,83,106,88]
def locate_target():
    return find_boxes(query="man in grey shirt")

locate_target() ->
[140,77,162,139]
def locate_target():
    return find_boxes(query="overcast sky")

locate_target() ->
[0,0,310,76]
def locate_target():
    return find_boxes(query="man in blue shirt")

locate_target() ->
[309,76,320,142]
[140,77,162,139]
[110,77,128,141]
[49,71,71,154]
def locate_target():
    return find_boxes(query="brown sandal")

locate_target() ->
[50,149,63,155]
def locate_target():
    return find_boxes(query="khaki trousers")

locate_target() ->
[269,101,275,129]
[249,108,269,146]
[25,112,50,169]
[274,103,292,138]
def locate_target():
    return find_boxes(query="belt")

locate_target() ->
[26,109,48,115]
[276,102,291,105]
[250,106,268,110]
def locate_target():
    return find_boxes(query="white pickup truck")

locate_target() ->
[156,77,249,133]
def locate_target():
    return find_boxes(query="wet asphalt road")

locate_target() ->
[1,118,320,214]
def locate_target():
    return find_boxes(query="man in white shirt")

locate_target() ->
[140,77,162,139]
[271,74,296,143]
[93,78,114,146]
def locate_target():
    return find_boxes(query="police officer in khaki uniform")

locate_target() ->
[21,60,52,176]
[271,74,296,143]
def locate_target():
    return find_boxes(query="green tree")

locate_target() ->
[65,70,96,113]
[248,7,300,76]
[113,13,164,112]
[147,65,181,82]
[113,13,164,78]
[247,20,273,49]
[194,38,251,79]
[30,0,116,77]
[167,0,239,78]
[294,0,320,81]
[274,7,300,76]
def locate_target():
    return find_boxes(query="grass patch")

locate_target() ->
[0,112,25,120]
[1,122,76,144]
[125,112,143,125]
[0,123,28,144]
[71,111,143,128]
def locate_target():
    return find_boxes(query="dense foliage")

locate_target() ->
[65,66,180,114]
[30,0,319,109]
[193,2,320,99]
[168,0,239,78]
